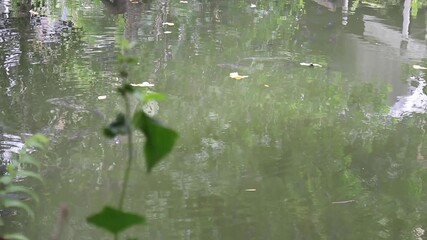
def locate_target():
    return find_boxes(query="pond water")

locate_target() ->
[1,0,427,239]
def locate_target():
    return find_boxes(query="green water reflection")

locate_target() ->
[1,0,427,239]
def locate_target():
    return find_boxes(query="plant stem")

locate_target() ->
[118,93,134,210]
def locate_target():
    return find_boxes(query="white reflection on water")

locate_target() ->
[390,77,427,118]
[0,133,24,165]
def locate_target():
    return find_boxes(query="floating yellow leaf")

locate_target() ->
[300,62,322,67]
[413,65,427,70]
[97,96,107,100]
[229,72,248,80]
[245,189,257,192]
[162,22,175,26]
[264,84,270,88]
[131,82,155,87]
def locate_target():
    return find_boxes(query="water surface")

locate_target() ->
[1,0,427,239]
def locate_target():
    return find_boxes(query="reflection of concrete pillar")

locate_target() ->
[425,11,427,40]
[342,0,348,26]
[61,2,68,22]
[402,0,411,39]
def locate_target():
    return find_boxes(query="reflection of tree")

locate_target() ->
[101,0,128,14]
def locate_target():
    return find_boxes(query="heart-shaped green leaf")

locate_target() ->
[133,111,178,172]
[87,206,145,234]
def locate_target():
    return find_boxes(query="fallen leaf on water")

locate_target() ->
[245,189,257,192]
[162,22,175,26]
[264,84,270,88]
[131,82,155,87]
[98,96,107,100]
[300,62,322,67]
[230,72,248,80]
[29,10,39,16]
[413,65,427,70]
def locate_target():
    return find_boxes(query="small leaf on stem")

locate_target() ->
[104,114,128,138]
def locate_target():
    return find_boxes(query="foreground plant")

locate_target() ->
[0,134,48,240]
[87,45,178,239]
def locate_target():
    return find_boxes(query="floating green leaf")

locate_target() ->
[104,113,128,138]
[87,206,145,234]
[133,111,178,172]
[3,233,30,240]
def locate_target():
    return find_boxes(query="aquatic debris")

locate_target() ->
[413,65,427,70]
[242,56,290,61]
[97,96,107,100]
[332,199,355,204]
[130,82,155,87]
[162,22,175,26]
[29,10,39,16]
[217,62,248,69]
[229,72,248,80]
[250,4,256,8]
[245,189,257,192]
[46,97,87,111]
[179,0,188,3]
[363,2,385,9]
[164,31,172,34]
[264,84,270,88]
[300,62,322,67]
